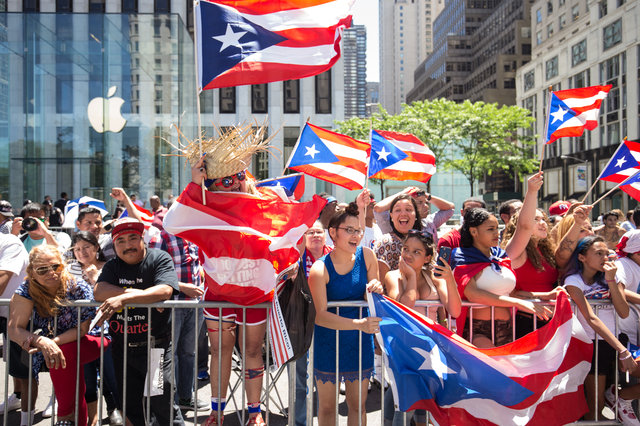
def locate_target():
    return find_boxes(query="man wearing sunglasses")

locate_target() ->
[94,218,184,426]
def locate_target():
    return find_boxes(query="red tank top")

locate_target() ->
[514,249,559,293]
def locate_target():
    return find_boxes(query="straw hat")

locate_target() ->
[182,122,273,180]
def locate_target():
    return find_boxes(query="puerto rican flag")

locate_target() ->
[546,85,611,144]
[286,122,370,190]
[369,130,436,183]
[196,0,353,90]
[599,139,640,184]
[121,203,154,226]
[256,173,305,200]
[368,292,592,426]
[618,170,640,202]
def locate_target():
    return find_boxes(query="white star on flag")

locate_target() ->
[550,106,568,124]
[305,144,320,159]
[213,24,247,52]
[616,156,627,168]
[377,147,391,162]
[413,345,456,386]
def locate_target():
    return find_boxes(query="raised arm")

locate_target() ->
[110,188,141,222]
[373,187,415,213]
[555,204,593,269]
[505,172,542,261]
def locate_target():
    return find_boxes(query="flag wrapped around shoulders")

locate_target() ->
[369,130,436,182]
[450,246,514,333]
[286,122,370,190]
[546,85,611,144]
[163,182,327,306]
[368,292,592,426]
[196,0,353,90]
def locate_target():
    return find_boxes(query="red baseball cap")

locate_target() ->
[111,217,144,241]
[549,200,571,217]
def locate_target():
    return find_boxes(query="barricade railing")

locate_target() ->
[0,298,634,425]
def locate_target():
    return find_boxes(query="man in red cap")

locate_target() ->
[94,217,184,426]
[549,200,571,217]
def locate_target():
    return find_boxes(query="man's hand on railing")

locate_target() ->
[179,283,205,300]
[96,294,128,324]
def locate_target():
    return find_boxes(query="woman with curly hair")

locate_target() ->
[8,244,107,426]
[451,172,552,347]
[501,199,564,338]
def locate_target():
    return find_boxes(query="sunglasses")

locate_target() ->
[205,171,247,189]
[33,264,62,275]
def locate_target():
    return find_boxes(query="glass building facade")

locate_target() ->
[0,13,196,212]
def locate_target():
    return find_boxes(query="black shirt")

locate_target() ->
[98,248,179,345]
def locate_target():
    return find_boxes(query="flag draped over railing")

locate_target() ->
[367,292,592,426]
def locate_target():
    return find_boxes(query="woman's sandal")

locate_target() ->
[201,411,224,426]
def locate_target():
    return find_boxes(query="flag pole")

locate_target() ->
[581,136,627,203]
[591,169,640,207]
[538,86,553,172]
[193,0,206,205]
[365,120,372,190]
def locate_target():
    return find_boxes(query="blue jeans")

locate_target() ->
[83,345,120,411]
[173,307,204,400]
[293,352,309,426]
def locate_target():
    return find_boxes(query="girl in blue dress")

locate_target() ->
[308,202,384,426]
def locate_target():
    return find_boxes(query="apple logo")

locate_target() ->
[87,86,127,133]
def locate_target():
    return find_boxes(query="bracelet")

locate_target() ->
[619,351,633,361]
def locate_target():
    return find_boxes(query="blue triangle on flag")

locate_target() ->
[546,94,579,140]
[600,142,640,179]
[288,125,340,167]
[199,1,287,86]
[369,130,409,177]
[256,174,302,197]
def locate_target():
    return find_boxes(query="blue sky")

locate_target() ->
[351,0,379,82]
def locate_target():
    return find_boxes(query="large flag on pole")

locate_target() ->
[545,85,611,144]
[369,130,436,182]
[286,122,370,190]
[195,0,353,90]
[367,292,592,425]
[598,139,640,184]
[619,170,640,202]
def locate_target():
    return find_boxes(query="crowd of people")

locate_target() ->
[2,164,640,426]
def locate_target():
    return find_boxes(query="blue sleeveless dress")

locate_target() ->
[313,246,375,383]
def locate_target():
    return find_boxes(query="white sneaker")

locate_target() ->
[605,385,640,426]
[42,395,55,418]
[0,393,21,412]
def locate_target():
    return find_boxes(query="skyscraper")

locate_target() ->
[343,25,368,118]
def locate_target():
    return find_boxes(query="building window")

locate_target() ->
[617,0,626,6]
[251,84,268,113]
[524,70,535,91]
[253,151,269,181]
[88,0,105,12]
[603,19,622,50]
[547,1,553,15]
[219,87,236,114]
[598,0,607,17]
[536,8,542,23]
[546,56,559,80]
[559,14,566,30]
[572,4,579,20]
[56,0,72,12]
[283,127,299,172]
[536,30,542,45]
[154,0,170,13]
[122,0,137,12]
[570,69,590,88]
[199,89,213,113]
[24,0,39,11]
[547,23,554,38]
[572,39,587,67]
[283,80,300,114]
[315,71,332,114]
[559,0,565,5]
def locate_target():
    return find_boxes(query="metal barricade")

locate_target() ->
[0,298,633,425]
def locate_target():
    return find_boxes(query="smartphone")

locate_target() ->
[434,246,452,277]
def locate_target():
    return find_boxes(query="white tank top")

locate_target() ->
[474,265,516,297]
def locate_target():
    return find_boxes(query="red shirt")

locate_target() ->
[514,250,559,293]
[438,228,461,251]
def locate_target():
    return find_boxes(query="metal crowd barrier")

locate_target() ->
[0,298,636,425]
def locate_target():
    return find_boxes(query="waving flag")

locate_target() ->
[618,170,640,202]
[256,173,305,200]
[62,196,108,228]
[546,85,611,144]
[599,139,640,183]
[196,0,353,90]
[286,122,370,190]
[121,203,154,226]
[368,292,591,425]
[369,130,436,182]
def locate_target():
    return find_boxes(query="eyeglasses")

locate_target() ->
[33,264,62,275]
[408,229,434,242]
[338,227,364,236]
[305,230,324,236]
[215,171,246,188]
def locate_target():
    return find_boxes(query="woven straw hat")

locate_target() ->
[179,122,273,180]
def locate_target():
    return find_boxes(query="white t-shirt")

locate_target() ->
[360,225,384,250]
[615,257,640,345]
[563,273,616,341]
[0,234,28,318]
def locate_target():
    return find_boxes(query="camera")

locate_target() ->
[103,221,114,233]
[22,217,39,232]
[414,190,426,197]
